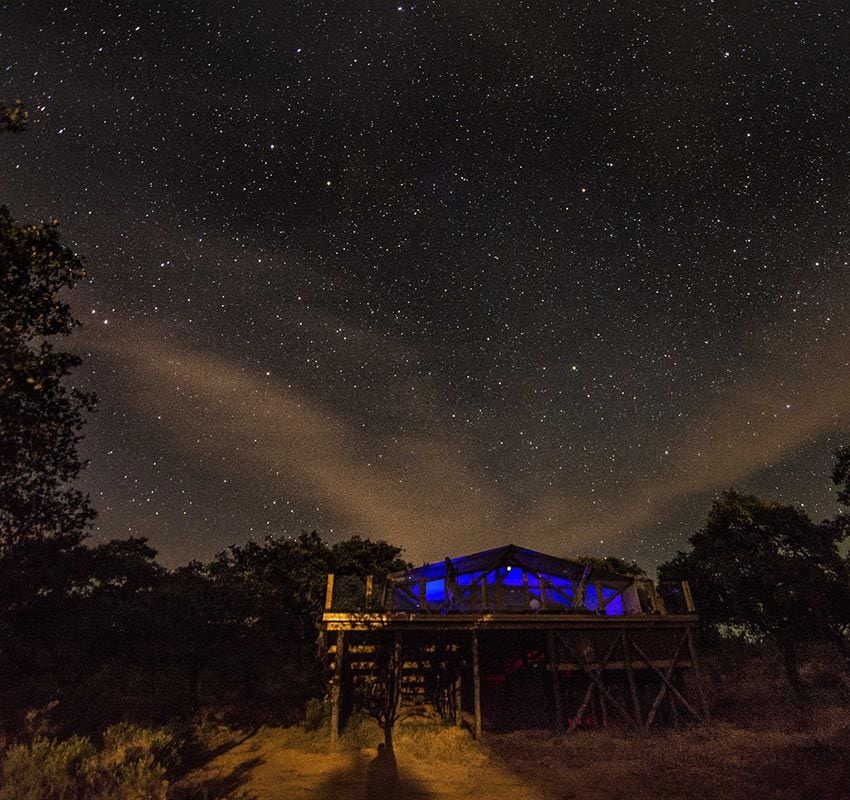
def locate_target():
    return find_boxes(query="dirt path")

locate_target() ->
[187,727,548,800]
[185,713,850,800]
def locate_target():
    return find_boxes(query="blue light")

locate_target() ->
[502,567,525,587]
[426,579,445,603]
[602,588,624,616]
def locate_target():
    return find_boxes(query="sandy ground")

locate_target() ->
[185,725,544,800]
[184,712,850,800]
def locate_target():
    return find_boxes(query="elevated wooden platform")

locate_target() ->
[322,547,707,739]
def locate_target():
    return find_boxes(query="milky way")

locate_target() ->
[2,2,848,567]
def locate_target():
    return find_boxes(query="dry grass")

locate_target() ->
[181,644,850,799]
[179,708,850,800]
[487,710,850,800]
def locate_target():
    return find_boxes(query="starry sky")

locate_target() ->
[2,1,849,569]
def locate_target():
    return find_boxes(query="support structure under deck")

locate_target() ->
[323,610,708,739]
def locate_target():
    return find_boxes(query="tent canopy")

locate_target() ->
[387,544,641,615]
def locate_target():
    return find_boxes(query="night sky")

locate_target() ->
[2,1,849,569]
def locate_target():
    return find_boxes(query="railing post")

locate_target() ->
[325,574,335,612]
[682,580,695,612]
[330,630,346,741]
[472,630,482,739]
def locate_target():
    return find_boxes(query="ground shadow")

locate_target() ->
[173,755,264,800]
[314,745,434,800]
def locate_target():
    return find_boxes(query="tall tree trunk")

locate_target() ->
[777,637,808,706]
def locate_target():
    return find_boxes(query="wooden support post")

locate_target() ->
[472,631,482,739]
[631,634,700,727]
[453,672,462,727]
[598,683,609,727]
[685,627,710,721]
[392,632,403,738]
[547,631,563,730]
[330,630,346,741]
[481,577,488,611]
[622,631,643,727]
[365,575,373,609]
[325,574,335,612]
[669,675,680,729]
[419,579,426,609]
[564,634,636,731]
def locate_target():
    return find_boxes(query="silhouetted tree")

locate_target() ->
[357,634,404,751]
[201,532,408,717]
[0,207,96,550]
[659,490,850,704]
[833,446,850,507]
[0,198,101,730]
[0,99,27,132]
[575,555,646,578]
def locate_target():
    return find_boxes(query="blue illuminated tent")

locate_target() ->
[386,544,643,616]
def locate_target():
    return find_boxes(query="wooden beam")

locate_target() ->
[564,633,637,730]
[622,631,643,727]
[472,631,482,739]
[547,630,563,730]
[330,630,346,741]
[649,582,667,614]
[575,564,591,611]
[325,573,335,612]
[682,580,695,613]
[631,634,701,726]
[685,627,710,721]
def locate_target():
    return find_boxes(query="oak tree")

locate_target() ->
[659,490,850,703]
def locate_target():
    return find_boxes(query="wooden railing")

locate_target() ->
[324,573,696,616]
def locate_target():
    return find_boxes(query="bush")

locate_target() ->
[0,724,174,800]
[0,736,95,800]
[302,697,331,732]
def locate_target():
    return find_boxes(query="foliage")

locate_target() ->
[0,207,97,718]
[659,490,850,701]
[0,724,173,800]
[575,555,646,578]
[302,697,332,732]
[355,635,405,749]
[833,445,850,507]
[207,531,408,641]
[0,206,96,551]
[0,99,27,132]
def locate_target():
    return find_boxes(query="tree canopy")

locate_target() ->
[833,445,850,507]
[659,489,850,701]
[0,207,96,551]
[575,555,647,579]
[0,99,27,132]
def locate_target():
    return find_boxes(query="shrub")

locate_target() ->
[302,697,331,732]
[0,736,94,800]
[0,724,174,800]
